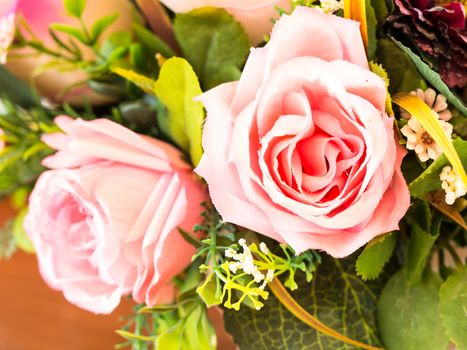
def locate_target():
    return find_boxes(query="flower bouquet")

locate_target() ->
[0,0,466,349]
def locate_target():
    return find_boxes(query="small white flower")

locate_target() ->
[266,269,274,282]
[259,242,269,255]
[225,248,236,259]
[440,166,466,205]
[319,0,343,13]
[401,88,452,121]
[400,115,453,162]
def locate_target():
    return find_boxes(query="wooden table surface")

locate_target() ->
[0,251,133,350]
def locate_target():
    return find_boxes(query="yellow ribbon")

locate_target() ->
[393,93,467,187]
[344,0,368,51]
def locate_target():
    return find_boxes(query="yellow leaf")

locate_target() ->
[344,0,368,51]
[111,66,157,93]
[393,93,467,187]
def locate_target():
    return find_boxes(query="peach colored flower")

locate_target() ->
[25,116,206,313]
[196,7,410,258]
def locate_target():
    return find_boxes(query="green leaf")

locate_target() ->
[406,222,438,284]
[63,0,86,18]
[390,37,467,116]
[0,66,37,108]
[197,273,222,307]
[365,0,378,59]
[100,31,132,58]
[409,138,467,198]
[376,39,425,94]
[225,256,385,349]
[12,208,34,253]
[132,23,175,59]
[49,23,87,44]
[155,305,215,350]
[174,7,250,89]
[377,269,449,350]
[356,232,396,280]
[370,0,389,24]
[154,57,204,166]
[111,66,157,93]
[90,13,118,42]
[439,266,467,350]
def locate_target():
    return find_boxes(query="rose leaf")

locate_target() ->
[174,8,250,90]
[439,265,467,350]
[356,232,397,281]
[377,268,449,350]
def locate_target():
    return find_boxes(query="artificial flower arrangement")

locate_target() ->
[0,0,465,349]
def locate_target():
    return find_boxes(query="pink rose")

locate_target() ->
[25,116,206,313]
[195,7,410,258]
[1,0,136,105]
[160,0,291,44]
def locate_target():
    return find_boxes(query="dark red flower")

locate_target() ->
[385,0,467,89]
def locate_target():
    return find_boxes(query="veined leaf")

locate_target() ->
[344,0,368,51]
[406,222,438,284]
[225,256,386,349]
[393,93,467,188]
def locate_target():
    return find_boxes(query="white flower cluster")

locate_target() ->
[319,0,344,13]
[400,88,454,163]
[225,239,274,290]
[440,166,466,205]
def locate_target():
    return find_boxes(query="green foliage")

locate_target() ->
[407,222,439,284]
[356,232,396,280]
[90,13,119,42]
[0,66,37,108]
[174,7,250,89]
[0,99,54,198]
[132,23,174,59]
[376,39,425,93]
[390,37,467,116]
[49,23,87,44]
[63,0,86,18]
[12,208,34,254]
[377,269,449,350]
[439,265,467,350]
[224,255,385,349]
[111,58,205,166]
[365,0,378,59]
[154,57,204,166]
[117,296,216,350]
[409,138,467,198]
